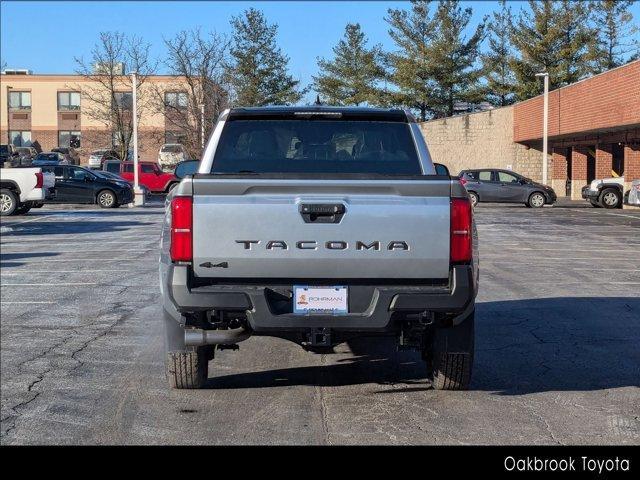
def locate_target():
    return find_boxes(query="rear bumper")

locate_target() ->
[165,264,476,332]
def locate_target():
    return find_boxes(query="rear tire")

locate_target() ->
[166,348,209,389]
[427,311,474,391]
[600,188,621,209]
[0,189,18,216]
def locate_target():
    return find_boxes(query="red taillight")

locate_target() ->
[35,172,43,189]
[170,196,193,262]
[459,178,468,186]
[451,197,472,263]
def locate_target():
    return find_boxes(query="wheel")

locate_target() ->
[528,192,546,208]
[97,189,117,208]
[468,191,479,208]
[14,205,32,215]
[163,310,210,389]
[590,200,602,208]
[0,189,18,216]
[426,310,474,391]
[600,188,621,209]
[166,348,209,389]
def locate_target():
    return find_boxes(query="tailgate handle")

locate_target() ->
[299,203,345,223]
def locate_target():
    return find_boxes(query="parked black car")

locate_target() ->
[459,169,557,208]
[39,165,133,208]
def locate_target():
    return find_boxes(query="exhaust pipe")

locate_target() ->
[184,327,251,346]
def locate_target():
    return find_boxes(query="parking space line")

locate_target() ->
[1,270,130,274]
[0,301,57,304]
[1,283,97,286]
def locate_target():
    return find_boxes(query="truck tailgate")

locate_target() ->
[191,177,451,280]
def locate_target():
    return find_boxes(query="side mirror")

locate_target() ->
[434,163,450,176]
[174,159,200,179]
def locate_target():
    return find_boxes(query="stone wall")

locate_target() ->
[418,106,547,182]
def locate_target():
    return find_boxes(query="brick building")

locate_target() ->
[0,72,193,163]
[514,60,640,198]
[419,60,640,199]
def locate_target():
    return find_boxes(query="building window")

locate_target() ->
[165,130,187,144]
[10,131,32,146]
[114,92,133,109]
[58,91,81,111]
[58,131,81,148]
[165,91,188,109]
[9,91,31,109]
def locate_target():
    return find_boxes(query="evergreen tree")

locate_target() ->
[556,0,595,84]
[426,1,486,117]
[510,1,565,99]
[385,0,438,120]
[590,0,639,72]
[481,0,517,106]
[229,8,305,106]
[313,23,387,106]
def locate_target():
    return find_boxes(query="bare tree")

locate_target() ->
[155,29,231,158]
[74,32,157,161]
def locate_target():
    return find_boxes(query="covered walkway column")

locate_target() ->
[571,147,588,200]
[595,144,613,179]
[551,148,568,196]
[624,144,640,191]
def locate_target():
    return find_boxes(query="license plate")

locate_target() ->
[293,286,348,314]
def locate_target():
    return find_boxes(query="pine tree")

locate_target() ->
[590,0,639,72]
[385,0,438,121]
[481,0,517,106]
[510,1,565,100]
[556,0,595,84]
[229,8,305,106]
[425,1,486,117]
[313,23,387,106]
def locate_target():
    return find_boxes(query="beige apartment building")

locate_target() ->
[1,72,193,163]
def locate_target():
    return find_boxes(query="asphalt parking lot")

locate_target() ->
[1,200,639,445]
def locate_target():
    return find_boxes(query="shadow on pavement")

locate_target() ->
[205,297,640,395]
[0,220,154,237]
[0,251,60,268]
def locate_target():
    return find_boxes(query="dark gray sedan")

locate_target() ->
[459,169,557,208]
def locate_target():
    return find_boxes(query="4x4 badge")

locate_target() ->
[200,261,229,268]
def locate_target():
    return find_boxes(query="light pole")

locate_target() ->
[199,103,205,150]
[6,86,12,145]
[130,71,144,206]
[535,72,549,185]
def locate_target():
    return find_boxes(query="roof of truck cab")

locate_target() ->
[225,106,415,122]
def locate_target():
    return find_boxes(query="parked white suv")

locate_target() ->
[158,144,187,171]
[581,177,625,209]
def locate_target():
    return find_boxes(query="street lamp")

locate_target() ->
[199,103,205,150]
[130,71,144,206]
[6,85,12,145]
[535,72,549,185]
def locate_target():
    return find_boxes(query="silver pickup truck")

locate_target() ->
[160,107,478,390]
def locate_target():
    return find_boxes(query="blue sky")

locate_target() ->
[2,0,639,101]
